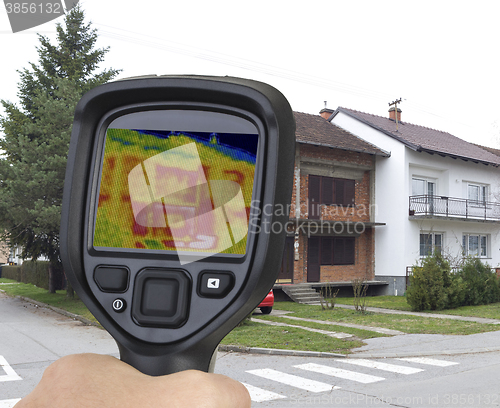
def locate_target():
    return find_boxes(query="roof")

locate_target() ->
[293,111,389,157]
[475,144,500,158]
[331,107,500,167]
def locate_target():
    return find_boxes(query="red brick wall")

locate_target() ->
[289,143,375,283]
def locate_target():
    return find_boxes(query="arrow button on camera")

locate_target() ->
[199,272,234,298]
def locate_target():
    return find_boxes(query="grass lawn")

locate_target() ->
[220,320,365,354]
[335,295,413,311]
[273,301,500,335]
[335,295,500,320]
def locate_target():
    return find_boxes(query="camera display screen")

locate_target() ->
[92,111,259,263]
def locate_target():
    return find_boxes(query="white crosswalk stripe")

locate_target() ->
[0,399,22,408]
[246,368,339,392]
[336,358,425,375]
[295,363,385,384]
[241,382,287,402]
[0,356,22,382]
[242,357,459,403]
[397,357,459,367]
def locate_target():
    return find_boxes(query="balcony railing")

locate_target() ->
[409,195,500,221]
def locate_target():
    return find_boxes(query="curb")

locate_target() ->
[347,346,500,359]
[218,345,347,358]
[15,295,99,327]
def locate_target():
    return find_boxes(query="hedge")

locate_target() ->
[0,261,64,291]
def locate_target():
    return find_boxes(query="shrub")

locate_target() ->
[458,257,500,306]
[406,252,449,311]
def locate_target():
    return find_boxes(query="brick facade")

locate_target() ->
[283,142,376,284]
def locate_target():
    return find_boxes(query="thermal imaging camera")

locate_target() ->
[60,75,295,376]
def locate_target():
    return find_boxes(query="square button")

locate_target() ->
[132,269,190,328]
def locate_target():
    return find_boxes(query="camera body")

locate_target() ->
[60,76,295,375]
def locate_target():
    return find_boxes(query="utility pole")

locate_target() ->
[389,98,403,131]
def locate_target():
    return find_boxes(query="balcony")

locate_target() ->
[409,195,500,222]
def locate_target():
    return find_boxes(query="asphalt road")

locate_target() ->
[2,291,500,408]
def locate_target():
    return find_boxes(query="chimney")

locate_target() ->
[319,108,334,120]
[388,106,402,122]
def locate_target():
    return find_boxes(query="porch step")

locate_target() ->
[281,285,323,305]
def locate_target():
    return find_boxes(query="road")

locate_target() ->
[1,291,500,407]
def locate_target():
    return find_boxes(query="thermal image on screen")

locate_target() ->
[93,128,258,262]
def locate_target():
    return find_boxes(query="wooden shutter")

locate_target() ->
[333,238,344,265]
[334,179,344,206]
[333,237,355,265]
[320,237,333,265]
[334,178,355,206]
[321,177,334,205]
[308,175,321,219]
[344,237,355,264]
[345,179,355,206]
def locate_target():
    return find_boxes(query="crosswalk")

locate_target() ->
[241,357,459,403]
[0,355,22,408]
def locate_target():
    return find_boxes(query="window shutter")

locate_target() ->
[333,179,343,205]
[322,177,334,205]
[333,238,344,265]
[333,237,355,265]
[320,237,333,265]
[345,179,355,206]
[308,175,321,219]
[344,238,355,264]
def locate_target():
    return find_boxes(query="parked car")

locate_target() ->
[258,290,274,314]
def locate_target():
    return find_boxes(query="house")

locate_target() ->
[326,106,500,294]
[277,111,389,290]
[0,241,8,264]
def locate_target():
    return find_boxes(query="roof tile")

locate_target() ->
[293,111,388,156]
[337,107,500,166]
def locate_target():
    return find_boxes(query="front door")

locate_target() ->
[277,237,294,283]
[307,237,320,282]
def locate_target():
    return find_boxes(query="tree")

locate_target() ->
[0,6,120,293]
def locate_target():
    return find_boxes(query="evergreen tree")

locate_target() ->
[0,6,120,293]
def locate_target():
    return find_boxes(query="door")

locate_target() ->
[412,178,436,214]
[277,237,294,282]
[307,237,320,282]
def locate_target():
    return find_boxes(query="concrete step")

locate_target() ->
[281,285,323,305]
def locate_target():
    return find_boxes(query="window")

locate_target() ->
[419,233,443,256]
[412,178,436,196]
[462,234,488,257]
[318,236,355,265]
[467,183,487,206]
[308,175,355,219]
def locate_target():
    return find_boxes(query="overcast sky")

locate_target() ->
[1,0,499,148]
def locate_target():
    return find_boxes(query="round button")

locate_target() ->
[112,298,126,313]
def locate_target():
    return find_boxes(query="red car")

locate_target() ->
[258,290,274,314]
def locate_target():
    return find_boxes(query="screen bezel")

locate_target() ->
[86,102,266,265]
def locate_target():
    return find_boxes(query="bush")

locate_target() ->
[1,265,22,281]
[406,252,449,311]
[20,261,50,290]
[458,257,500,306]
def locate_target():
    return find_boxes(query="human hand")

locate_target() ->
[15,353,251,408]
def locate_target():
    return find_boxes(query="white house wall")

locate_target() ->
[406,149,500,270]
[332,111,500,294]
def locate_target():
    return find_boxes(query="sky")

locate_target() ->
[1,0,499,148]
